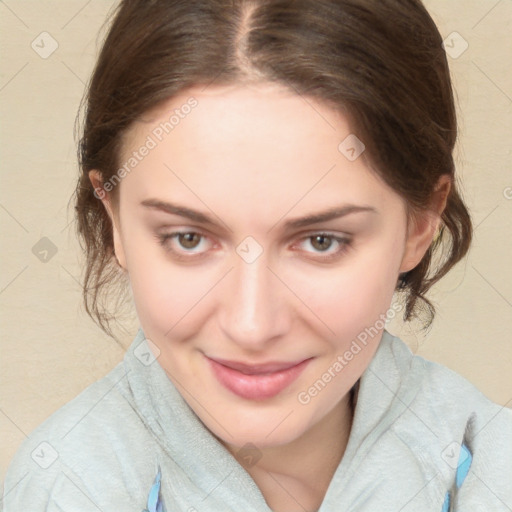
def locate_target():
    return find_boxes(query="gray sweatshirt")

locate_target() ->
[2,328,511,511]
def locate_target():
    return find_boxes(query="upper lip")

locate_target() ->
[207,357,310,375]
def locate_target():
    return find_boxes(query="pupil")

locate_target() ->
[180,233,199,249]
[313,235,331,251]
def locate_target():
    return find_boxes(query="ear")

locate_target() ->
[399,175,451,273]
[88,170,127,271]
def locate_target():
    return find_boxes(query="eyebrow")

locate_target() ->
[140,199,377,230]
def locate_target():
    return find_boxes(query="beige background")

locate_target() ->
[1,0,511,490]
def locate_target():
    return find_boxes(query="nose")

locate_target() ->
[218,250,291,351]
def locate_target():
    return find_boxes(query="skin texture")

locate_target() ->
[90,83,449,511]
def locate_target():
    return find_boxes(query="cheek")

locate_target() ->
[287,244,401,342]
[124,237,214,337]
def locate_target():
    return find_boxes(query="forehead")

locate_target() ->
[124,82,348,157]
[117,83,402,226]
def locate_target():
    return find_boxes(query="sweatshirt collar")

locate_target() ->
[124,328,459,510]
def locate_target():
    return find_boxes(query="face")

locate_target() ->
[91,83,435,451]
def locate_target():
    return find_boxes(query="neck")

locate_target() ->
[226,389,355,512]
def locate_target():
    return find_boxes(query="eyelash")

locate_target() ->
[155,231,352,262]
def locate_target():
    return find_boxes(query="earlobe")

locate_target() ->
[399,175,451,274]
[88,170,128,271]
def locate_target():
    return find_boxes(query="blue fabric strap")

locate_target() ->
[143,466,166,512]
[441,443,473,511]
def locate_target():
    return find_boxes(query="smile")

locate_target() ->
[206,356,313,400]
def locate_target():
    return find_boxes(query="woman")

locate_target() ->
[3,0,511,510]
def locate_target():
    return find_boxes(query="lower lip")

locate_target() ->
[207,357,312,401]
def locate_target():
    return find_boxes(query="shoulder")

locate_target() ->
[381,330,512,506]
[2,361,156,510]
[380,330,508,408]
[384,330,511,424]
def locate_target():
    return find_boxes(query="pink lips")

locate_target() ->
[207,356,312,400]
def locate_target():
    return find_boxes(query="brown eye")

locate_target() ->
[295,232,352,262]
[310,234,334,252]
[156,231,211,260]
[178,232,201,249]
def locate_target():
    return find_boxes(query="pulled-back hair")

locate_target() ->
[74,0,472,338]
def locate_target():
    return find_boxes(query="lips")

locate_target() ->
[206,355,312,400]
[208,357,305,375]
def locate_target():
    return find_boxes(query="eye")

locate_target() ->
[296,233,351,261]
[155,231,212,259]
[155,230,351,262]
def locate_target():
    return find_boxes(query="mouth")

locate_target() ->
[208,357,308,374]
[206,356,313,400]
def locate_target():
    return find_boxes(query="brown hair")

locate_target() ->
[74,0,472,338]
